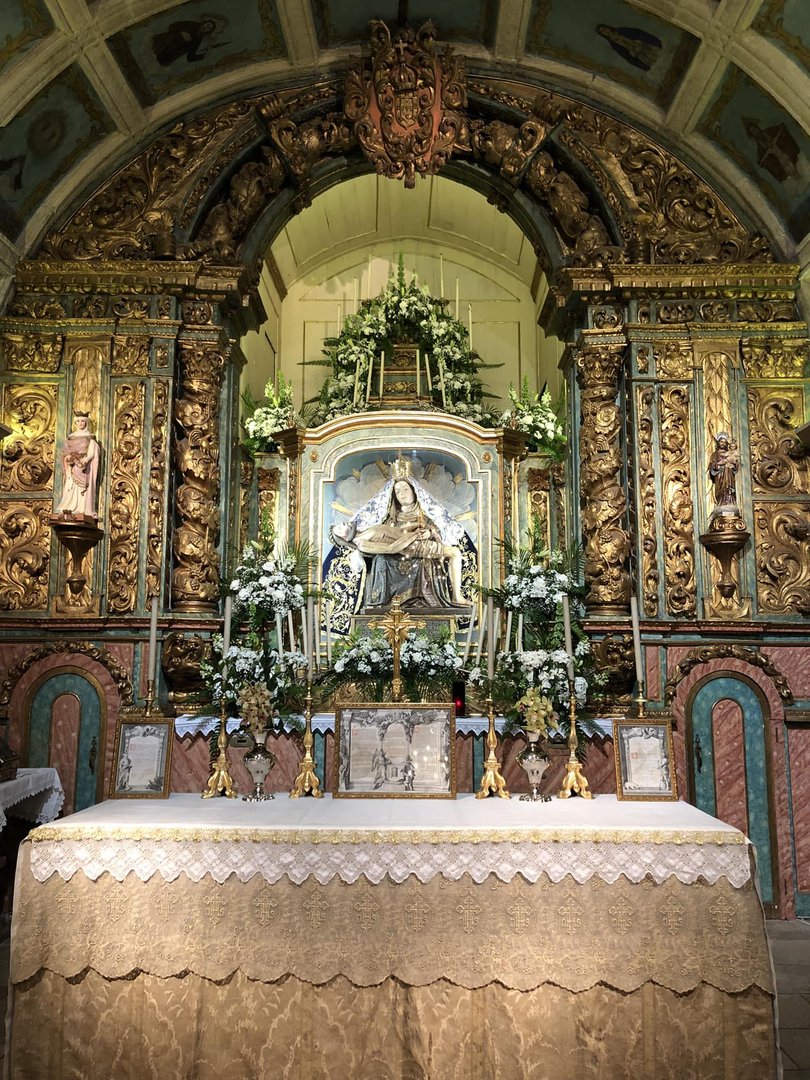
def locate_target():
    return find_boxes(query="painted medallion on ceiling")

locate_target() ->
[0,0,52,78]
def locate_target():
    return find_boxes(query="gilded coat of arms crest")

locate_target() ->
[345,20,467,188]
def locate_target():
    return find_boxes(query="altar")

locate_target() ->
[8,794,775,1078]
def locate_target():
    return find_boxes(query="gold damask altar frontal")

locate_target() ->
[14,845,771,996]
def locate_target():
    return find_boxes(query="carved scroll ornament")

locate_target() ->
[0,641,134,710]
[577,344,630,612]
[0,501,51,611]
[635,387,659,617]
[146,380,169,599]
[747,386,809,496]
[754,503,810,615]
[659,386,696,618]
[665,644,792,705]
[0,384,56,492]
[2,333,63,372]
[107,382,145,614]
[742,338,808,379]
[345,20,467,188]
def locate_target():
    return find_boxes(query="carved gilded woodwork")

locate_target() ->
[753,503,810,615]
[0,501,51,611]
[747,386,809,496]
[742,338,808,379]
[53,520,103,616]
[239,458,254,551]
[635,387,659,617]
[172,343,225,610]
[193,146,286,261]
[738,301,797,322]
[659,386,697,618]
[257,466,280,541]
[7,298,65,319]
[527,468,551,551]
[576,343,630,613]
[161,632,213,708]
[0,384,56,492]
[0,641,134,710]
[345,20,467,189]
[262,108,353,188]
[701,353,734,444]
[111,336,150,375]
[107,382,145,614]
[589,634,634,700]
[654,341,693,381]
[665,644,793,705]
[65,341,106,418]
[1,333,63,372]
[146,380,169,600]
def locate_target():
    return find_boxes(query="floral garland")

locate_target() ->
[310,258,494,427]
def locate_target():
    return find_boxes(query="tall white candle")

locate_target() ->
[287,610,296,653]
[366,352,374,402]
[353,354,361,406]
[275,612,284,654]
[487,598,496,682]
[468,304,473,349]
[474,603,487,667]
[561,595,575,684]
[517,613,524,652]
[315,600,321,670]
[222,594,233,685]
[461,607,475,666]
[416,347,421,398]
[505,610,513,653]
[440,254,445,298]
[423,351,432,392]
[378,350,385,399]
[437,357,447,407]
[630,595,644,688]
[455,278,459,319]
[325,600,333,668]
[147,594,159,686]
[306,597,315,676]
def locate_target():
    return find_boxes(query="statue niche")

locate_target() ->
[325,456,476,627]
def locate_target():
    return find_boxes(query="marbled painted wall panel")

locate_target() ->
[646,646,661,700]
[50,692,80,815]
[787,726,810,895]
[712,699,747,836]
[762,647,810,699]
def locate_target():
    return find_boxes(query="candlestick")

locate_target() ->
[487,597,495,682]
[424,351,432,392]
[366,351,374,403]
[303,597,312,672]
[353,354,361,406]
[147,594,159,688]
[561,594,575,684]
[378,350,385,399]
[630,596,644,689]
[455,278,459,319]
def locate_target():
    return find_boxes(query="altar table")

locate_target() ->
[8,795,776,1079]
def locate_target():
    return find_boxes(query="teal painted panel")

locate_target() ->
[472,733,484,790]
[29,673,101,811]
[314,731,326,790]
[690,678,773,905]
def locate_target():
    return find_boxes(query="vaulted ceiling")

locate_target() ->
[1,0,808,296]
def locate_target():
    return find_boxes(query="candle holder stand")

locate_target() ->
[634,683,647,718]
[558,688,592,800]
[202,702,238,799]
[475,696,510,799]
[290,684,323,798]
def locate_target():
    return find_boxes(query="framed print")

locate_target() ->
[613,718,678,801]
[109,717,174,798]
[334,703,456,798]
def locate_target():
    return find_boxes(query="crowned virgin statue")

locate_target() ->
[330,458,473,615]
[53,413,100,520]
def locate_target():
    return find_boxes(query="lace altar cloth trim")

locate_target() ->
[28,836,752,887]
[0,768,64,829]
[13,845,772,996]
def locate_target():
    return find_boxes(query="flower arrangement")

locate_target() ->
[326,628,462,701]
[229,539,309,634]
[201,639,309,722]
[502,377,566,460]
[242,373,299,454]
[308,257,498,427]
[515,688,559,738]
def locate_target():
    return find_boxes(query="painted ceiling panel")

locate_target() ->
[0,0,52,79]
[698,64,810,242]
[753,0,809,68]
[313,0,497,49]
[108,0,286,107]
[0,65,112,239]
[525,0,699,107]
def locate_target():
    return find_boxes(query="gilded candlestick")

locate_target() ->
[475,695,510,799]
[202,703,237,799]
[290,683,323,798]
[557,687,592,799]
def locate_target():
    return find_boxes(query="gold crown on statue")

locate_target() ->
[390,456,413,480]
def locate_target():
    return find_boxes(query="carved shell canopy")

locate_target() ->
[32,16,776,275]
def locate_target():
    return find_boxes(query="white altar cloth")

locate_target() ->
[29,792,751,887]
[0,767,64,832]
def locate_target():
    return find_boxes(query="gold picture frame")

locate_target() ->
[334,702,456,798]
[108,716,174,799]
[613,717,678,801]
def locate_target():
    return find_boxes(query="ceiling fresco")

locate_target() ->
[108,0,286,107]
[526,0,699,108]
[0,0,52,80]
[0,0,807,287]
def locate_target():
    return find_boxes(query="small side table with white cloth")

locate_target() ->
[8,794,776,1079]
[0,767,64,832]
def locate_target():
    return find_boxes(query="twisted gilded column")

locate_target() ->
[576,341,630,615]
[172,342,225,612]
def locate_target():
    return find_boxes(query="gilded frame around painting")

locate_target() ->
[109,716,174,798]
[334,702,456,798]
[613,718,678,801]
